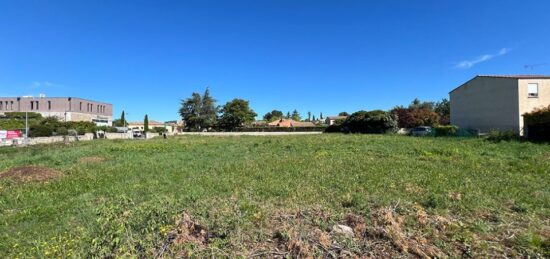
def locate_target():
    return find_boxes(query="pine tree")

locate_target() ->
[312,115,316,121]
[307,111,311,122]
[120,110,126,126]
[291,109,301,121]
[320,112,324,120]
[286,112,291,119]
[144,114,149,132]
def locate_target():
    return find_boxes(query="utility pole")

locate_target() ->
[25,110,28,146]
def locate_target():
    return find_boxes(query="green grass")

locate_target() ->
[0,134,549,257]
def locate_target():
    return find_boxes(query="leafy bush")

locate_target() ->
[151,127,167,133]
[434,125,458,136]
[487,130,520,142]
[0,119,25,130]
[324,124,342,133]
[342,110,398,134]
[55,127,69,136]
[29,124,54,137]
[523,105,550,142]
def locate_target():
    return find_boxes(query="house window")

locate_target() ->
[48,101,52,110]
[528,83,539,98]
[36,101,39,110]
[10,101,13,110]
[30,101,34,110]
[80,102,82,111]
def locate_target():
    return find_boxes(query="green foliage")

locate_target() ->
[179,88,218,131]
[2,112,43,120]
[28,124,54,137]
[434,125,459,136]
[523,105,550,125]
[291,109,301,121]
[151,127,167,133]
[487,130,520,142]
[55,127,69,136]
[435,98,450,125]
[219,99,257,130]
[144,115,149,132]
[324,124,342,133]
[263,110,283,122]
[338,112,349,116]
[342,110,398,134]
[0,119,25,130]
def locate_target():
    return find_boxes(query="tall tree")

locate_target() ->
[179,88,218,131]
[286,111,291,119]
[200,88,218,128]
[263,110,283,122]
[338,112,349,116]
[219,99,257,130]
[312,114,316,121]
[120,111,126,125]
[144,114,149,132]
[291,109,301,121]
[435,98,450,125]
[320,112,324,120]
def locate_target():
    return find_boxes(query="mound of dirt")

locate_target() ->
[0,166,63,182]
[156,212,209,258]
[78,156,106,164]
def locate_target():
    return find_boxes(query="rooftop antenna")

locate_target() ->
[524,63,548,71]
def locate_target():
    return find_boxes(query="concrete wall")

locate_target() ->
[0,133,95,146]
[518,79,550,133]
[450,77,520,133]
[104,132,133,139]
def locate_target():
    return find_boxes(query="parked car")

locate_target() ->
[410,126,432,136]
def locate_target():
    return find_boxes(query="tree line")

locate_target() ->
[177,88,450,132]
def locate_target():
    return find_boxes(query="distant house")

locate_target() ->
[325,116,347,125]
[127,120,165,131]
[268,119,315,127]
[450,75,550,134]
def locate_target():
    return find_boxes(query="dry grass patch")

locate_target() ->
[78,156,106,164]
[0,166,63,182]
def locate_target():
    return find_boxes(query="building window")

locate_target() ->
[36,101,39,110]
[48,101,52,110]
[10,101,13,110]
[0,102,3,110]
[30,101,34,110]
[528,83,539,98]
[80,102,82,111]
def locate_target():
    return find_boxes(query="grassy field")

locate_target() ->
[0,134,549,257]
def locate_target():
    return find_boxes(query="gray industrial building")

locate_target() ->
[0,96,113,126]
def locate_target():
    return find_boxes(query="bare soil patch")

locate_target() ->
[0,166,63,182]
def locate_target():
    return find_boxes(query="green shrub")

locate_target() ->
[55,127,69,136]
[487,130,519,142]
[342,110,398,134]
[434,125,459,136]
[29,124,54,137]
[324,124,342,133]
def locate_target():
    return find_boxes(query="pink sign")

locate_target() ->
[6,130,21,139]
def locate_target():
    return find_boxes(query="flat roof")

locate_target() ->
[0,96,112,105]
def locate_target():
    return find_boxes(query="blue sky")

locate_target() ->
[1,0,549,121]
